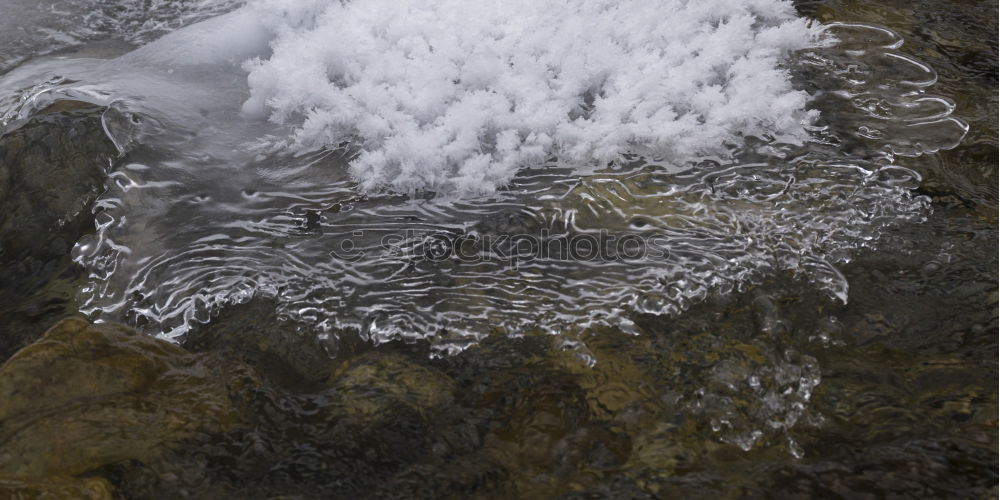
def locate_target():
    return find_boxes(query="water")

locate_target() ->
[0,0,995,497]
[0,12,965,351]
[0,0,242,73]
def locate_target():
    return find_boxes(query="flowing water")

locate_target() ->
[0,3,967,349]
[0,0,995,498]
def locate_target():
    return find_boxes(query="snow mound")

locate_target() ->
[242,0,822,194]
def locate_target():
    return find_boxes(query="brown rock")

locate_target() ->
[0,318,262,478]
[0,476,113,499]
[325,352,456,419]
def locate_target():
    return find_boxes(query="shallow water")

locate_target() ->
[0,0,995,498]
[0,6,967,350]
[0,0,242,73]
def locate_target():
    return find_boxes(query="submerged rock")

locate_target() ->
[0,101,115,270]
[182,298,340,388]
[325,351,456,419]
[0,318,263,479]
[0,101,117,360]
[0,476,113,499]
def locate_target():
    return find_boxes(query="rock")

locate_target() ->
[221,351,462,498]
[0,101,117,360]
[472,363,630,497]
[182,298,339,387]
[0,318,185,419]
[0,318,263,478]
[0,101,116,271]
[0,476,114,499]
[324,351,456,419]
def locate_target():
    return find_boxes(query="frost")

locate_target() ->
[242,0,823,195]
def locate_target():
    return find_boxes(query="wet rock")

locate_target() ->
[0,101,115,271]
[368,459,506,499]
[547,330,668,432]
[0,318,263,478]
[474,364,632,497]
[183,298,339,388]
[0,476,113,499]
[752,293,791,336]
[229,352,463,498]
[0,102,117,360]
[324,351,456,419]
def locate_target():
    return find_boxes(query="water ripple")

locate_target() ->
[35,23,961,383]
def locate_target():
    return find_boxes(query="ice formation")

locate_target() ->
[241,0,823,195]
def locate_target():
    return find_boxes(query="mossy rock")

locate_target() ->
[0,318,263,478]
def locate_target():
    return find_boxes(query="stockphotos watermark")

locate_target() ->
[329,228,671,268]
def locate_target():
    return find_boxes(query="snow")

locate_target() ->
[240,0,823,195]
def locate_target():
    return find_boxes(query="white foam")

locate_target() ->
[241,0,823,195]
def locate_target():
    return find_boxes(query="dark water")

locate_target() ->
[0,0,996,498]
